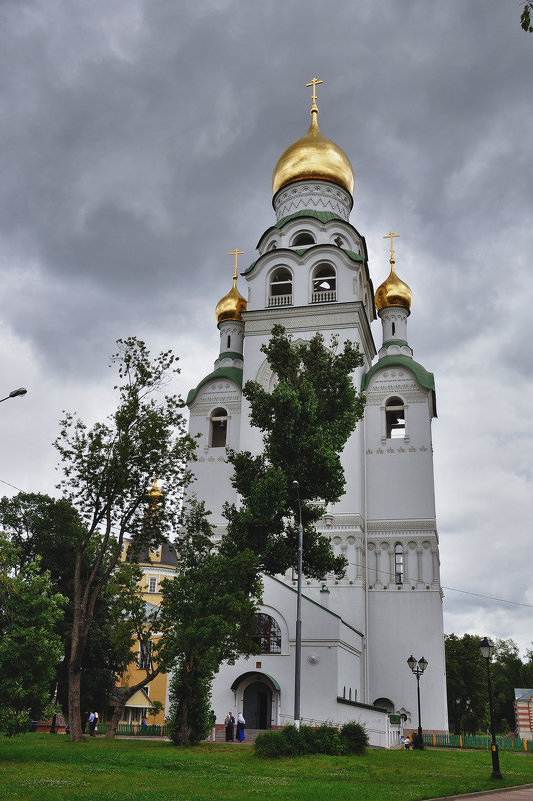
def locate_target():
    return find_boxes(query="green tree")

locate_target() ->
[445,634,487,734]
[161,500,260,746]
[221,325,365,578]
[521,3,533,32]
[54,337,196,741]
[0,492,132,722]
[0,535,65,735]
[491,639,524,733]
[103,561,173,739]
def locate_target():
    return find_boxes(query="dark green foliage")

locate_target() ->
[445,633,533,735]
[254,722,364,758]
[0,493,141,722]
[222,325,365,579]
[0,535,65,735]
[521,2,533,32]
[339,721,369,754]
[161,500,261,746]
[53,337,197,740]
[167,666,211,746]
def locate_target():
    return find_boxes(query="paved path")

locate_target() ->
[426,784,533,801]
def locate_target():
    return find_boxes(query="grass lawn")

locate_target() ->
[1,735,533,801]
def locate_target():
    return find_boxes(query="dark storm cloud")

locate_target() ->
[0,0,531,650]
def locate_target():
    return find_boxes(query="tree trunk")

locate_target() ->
[68,662,83,742]
[106,699,125,738]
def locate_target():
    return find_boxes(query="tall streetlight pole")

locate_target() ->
[479,637,502,780]
[0,387,27,403]
[407,655,428,749]
[292,480,303,729]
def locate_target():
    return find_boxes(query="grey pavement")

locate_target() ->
[426,783,533,801]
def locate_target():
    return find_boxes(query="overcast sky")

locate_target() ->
[0,0,531,656]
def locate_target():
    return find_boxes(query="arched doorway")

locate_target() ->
[243,682,272,729]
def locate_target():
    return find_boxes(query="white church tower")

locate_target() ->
[186,81,448,742]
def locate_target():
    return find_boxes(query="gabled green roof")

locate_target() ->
[186,366,243,407]
[362,355,436,413]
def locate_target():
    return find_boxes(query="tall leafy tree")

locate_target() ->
[445,633,487,734]
[221,325,366,578]
[0,492,131,720]
[161,501,260,746]
[54,337,196,741]
[0,535,65,735]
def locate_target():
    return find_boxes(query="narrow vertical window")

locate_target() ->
[395,543,404,584]
[227,334,231,349]
[210,407,228,447]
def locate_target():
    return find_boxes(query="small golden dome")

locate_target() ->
[375,258,412,312]
[272,108,354,197]
[215,277,247,324]
[147,475,163,506]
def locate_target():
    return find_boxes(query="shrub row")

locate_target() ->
[254,721,368,758]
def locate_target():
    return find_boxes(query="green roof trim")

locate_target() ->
[361,355,435,393]
[217,351,243,361]
[275,210,344,228]
[344,249,364,263]
[186,366,243,407]
[243,245,365,277]
[381,339,409,348]
[337,697,388,713]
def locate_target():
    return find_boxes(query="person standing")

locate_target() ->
[208,710,216,741]
[88,712,96,737]
[236,712,245,742]
[225,712,235,741]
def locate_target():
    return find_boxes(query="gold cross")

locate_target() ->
[228,248,244,279]
[306,77,323,107]
[383,231,400,260]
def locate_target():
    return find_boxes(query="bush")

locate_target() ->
[254,722,362,758]
[314,724,344,755]
[254,730,292,758]
[339,721,369,755]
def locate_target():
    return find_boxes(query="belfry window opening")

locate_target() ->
[210,407,228,448]
[269,268,292,307]
[385,396,405,439]
[312,264,336,303]
[291,231,315,246]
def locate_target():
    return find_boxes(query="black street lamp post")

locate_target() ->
[479,637,502,780]
[407,655,428,749]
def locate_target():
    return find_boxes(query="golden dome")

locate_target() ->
[146,475,163,506]
[215,276,247,324]
[272,107,354,197]
[375,258,412,312]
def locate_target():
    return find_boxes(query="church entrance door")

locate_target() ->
[243,682,272,729]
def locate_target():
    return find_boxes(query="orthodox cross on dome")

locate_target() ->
[383,231,400,264]
[228,248,244,280]
[306,76,323,113]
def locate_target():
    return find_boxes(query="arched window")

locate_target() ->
[394,543,404,584]
[385,396,405,439]
[269,268,292,307]
[253,613,282,654]
[312,264,336,303]
[210,407,228,448]
[291,231,315,246]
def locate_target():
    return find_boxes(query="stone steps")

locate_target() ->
[214,727,264,743]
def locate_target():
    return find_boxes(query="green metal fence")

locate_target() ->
[94,723,168,737]
[423,733,533,752]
